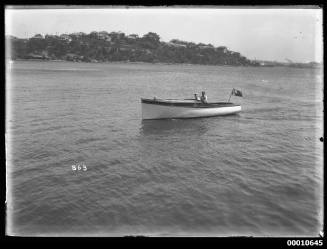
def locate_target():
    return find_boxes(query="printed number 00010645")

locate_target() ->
[287,240,323,246]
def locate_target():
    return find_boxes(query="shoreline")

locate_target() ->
[10,58,258,68]
[9,58,322,69]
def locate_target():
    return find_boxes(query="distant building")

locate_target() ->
[27,53,43,59]
[99,31,109,35]
[216,46,228,53]
[6,35,18,40]
[169,39,188,46]
[65,53,83,61]
[98,31,111,41]
[167,42,186,48]
[258,61,275,67]
[60,34,72,42]
[230,51,240,57]
[71,32,86,38]
[109,31,124,40]
[45,34,58,39]
[31,34,44,39]
[127,34,139,39]
[198,45,213,49]
[26,52,49,60]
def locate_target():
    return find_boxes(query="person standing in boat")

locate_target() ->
[200,91,208,103]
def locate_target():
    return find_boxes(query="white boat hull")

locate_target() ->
[142,102,241,120]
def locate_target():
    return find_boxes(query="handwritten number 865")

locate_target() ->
[72,164,87,171]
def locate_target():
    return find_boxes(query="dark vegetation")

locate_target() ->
[7,31,260,66]
[7,31,321,68]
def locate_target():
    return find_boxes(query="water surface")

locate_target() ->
[6,61,323,236]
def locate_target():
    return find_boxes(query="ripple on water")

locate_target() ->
[7,61,323,236]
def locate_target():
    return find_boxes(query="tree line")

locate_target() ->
[7,31,260,66]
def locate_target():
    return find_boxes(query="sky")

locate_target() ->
[5,7,323,63]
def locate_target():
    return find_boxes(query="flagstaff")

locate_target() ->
[228,88,234,102]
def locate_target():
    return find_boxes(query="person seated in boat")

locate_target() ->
[200,91,208,103]
[194,93,201,102]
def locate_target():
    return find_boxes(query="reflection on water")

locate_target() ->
[139,114,243,137]
[137,117,243,159]
[140,118,210,137]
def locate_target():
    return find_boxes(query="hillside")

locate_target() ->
[7,31,260,66]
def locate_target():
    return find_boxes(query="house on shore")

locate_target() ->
[60,34,72,42]
[216,46,228,53]
[30,34,44,40]
[98,31,112,41]
[166,42,187,48]
[127,34,139,39]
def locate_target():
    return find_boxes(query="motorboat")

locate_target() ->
[141,98,241,120]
